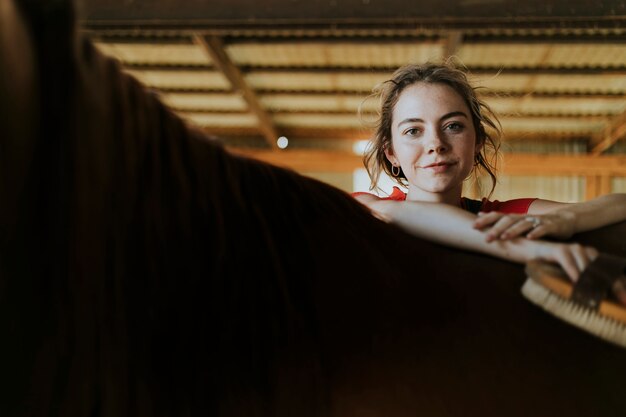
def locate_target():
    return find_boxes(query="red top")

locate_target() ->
[353,186,536,215]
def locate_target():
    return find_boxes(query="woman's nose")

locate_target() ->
[426,131,448,154]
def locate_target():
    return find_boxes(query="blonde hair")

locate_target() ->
[362,63,501,197]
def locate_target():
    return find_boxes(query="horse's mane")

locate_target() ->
[2,1,626,416]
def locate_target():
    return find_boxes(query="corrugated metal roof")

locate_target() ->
[181,113,258,127]
[125,70,231,89]
[473,73,626,94]
[273,113,366,128]
[227,42,443,67]
[500,117,605,134]
[488,97,626,116]
[532,75,626,94]
[245,71,390,92]
[95,42,210,65]
[458,44,553,68]
[162,93,247,111]
[260,94,369,112]
[545,44,626,68]
[88,26,626,153]
[459,43,626,68]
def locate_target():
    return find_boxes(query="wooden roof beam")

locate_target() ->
[120,62,626,76]
[198,126,592,142]
[193,34,279,149]
[229,149,626,176]
[82,18,626,34]
[590,109,626,155]
[236,66,626,75]
[443,30,463,61]
[159,87,624,100]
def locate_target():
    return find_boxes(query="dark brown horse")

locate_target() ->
[1,1,625,416]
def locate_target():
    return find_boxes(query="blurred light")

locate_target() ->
[352,139,371,155]
[277,136,289,149]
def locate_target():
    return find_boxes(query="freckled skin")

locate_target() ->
[384,83,481,206]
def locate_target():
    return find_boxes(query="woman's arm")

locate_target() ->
[474,193,626,241]
[355,194,597,281]
[529,193,626,233]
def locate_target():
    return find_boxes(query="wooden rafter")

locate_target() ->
[181,108,610,119]
[204,126,369,140]
[443,30,463,60]
[590,109,626,155]
[229,149,626,177]
[158,87,624,99]
[236,66,626,75]
[87,21,626,160]
[193,34,279,149]
[518,44,554,110]
[195,126,593,142]
[86,28,626,45]
[120,62,626,76]
[229,149,363,172]
[501,153,626,176]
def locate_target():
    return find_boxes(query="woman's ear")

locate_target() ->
[474,130,485,156]
[475,139,484,156]
[475,125,485,156]
[383,142,398,166]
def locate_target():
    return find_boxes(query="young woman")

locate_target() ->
[354,63,626,296]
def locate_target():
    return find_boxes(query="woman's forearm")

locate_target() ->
[551,193,626,234]
[359,197,597,280]
[375,200,538,264]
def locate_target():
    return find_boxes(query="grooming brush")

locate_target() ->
[522,254,626,349]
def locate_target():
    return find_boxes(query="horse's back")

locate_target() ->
[1,1,626,415]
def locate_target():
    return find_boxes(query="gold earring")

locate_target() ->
[391,165,400,177]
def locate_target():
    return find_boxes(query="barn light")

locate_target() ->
[352,140,371,155]
[277,136,289,149]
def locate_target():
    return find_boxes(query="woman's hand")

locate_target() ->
[531,240,598,282]
[473,211,576,242]
[530,241,626,305]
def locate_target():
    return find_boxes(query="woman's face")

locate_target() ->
[385,82,480,203]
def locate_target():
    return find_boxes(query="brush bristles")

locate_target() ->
[521,278,626,349]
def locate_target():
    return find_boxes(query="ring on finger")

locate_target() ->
[525,216,541,228]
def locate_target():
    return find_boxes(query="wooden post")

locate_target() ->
[585,175,612,200]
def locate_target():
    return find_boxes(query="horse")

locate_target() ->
[1,1,625,416]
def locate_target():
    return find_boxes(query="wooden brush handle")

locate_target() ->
[525,260,626,325]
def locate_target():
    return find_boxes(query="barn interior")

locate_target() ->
[80,0,626,201]
[2,2,626,415]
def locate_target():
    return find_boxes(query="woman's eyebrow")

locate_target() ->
[440,111,469,121]
[397,117,424,127]
[397,111,468,127]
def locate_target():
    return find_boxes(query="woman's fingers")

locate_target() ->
[477,211,576,241]
[474,212,559,242]
[613,278,626,306]
[550,244,598,282]
[473,211,502,229]
[525,223,548,239]
[554,247,579,282]
[569,244,594,276]
[533,243,626,307]
[556,246,626,308]
[484,216,519,242]
[478,213,538,242]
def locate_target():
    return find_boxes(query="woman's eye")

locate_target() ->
[404,128,420,136]
[446,122,464,131]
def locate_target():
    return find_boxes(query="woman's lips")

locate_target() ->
[421,161,456,173]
